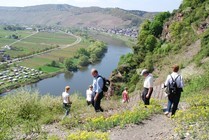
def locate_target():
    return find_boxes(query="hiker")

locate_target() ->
[91,68,104,112]
[62,86,72,119]
[86,85,93,106]
[164,65,184,116]
[141,69,154,106]
[122,87,129,103]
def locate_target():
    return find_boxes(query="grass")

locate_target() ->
[1,30,76,58]
[0,90,162,139]
[40,66,61,73]
[0,29,35,47]
[67,131,109,140]
[173,70,209,139]
[18,39,89,69]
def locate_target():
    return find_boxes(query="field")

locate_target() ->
[0,29,35,47]
[2,31,77,58]
[18,39,89,69]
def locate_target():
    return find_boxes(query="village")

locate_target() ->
[87,27,139,38]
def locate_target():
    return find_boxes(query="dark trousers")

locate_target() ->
[167,89,182,115]
[142,88,153,105]
[87,101,91,106]
[92,92,104,112]
[63,103,70,116]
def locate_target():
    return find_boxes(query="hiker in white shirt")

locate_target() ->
[62,86,72,119]
[164,65,184,116]
[141,69,154,105]
[86,85,93,106]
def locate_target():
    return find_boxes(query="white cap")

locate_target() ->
[140,69,148,76]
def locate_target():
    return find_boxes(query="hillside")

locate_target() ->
[0,4,156,28]
[114,0,209,91]
[111,0,209,139]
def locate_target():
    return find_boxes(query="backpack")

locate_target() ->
[168,75,180,95]
[97,76,110,92]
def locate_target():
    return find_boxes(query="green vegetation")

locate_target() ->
[113,0,209,139]
[40,65,61,73]
[174,71,209,139]
[65,41,107,71]
[3,25,26,31]
[4,31,76,58]
[68,131,109,140]
[0,27,34,47]
[0,91,63,139]
[0,90,161,139]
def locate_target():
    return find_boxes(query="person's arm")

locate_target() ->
[164,75,170,87]
[127,93,130,102]
[180,76,184,88]
[146,77,153,98]
[94,77,103,101]
[68,96,72,104]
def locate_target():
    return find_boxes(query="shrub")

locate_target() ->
[0,91,63,138]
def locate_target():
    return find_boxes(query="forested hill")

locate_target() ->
[113,0,209,91]
[0,4,156,28]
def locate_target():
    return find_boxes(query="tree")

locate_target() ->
[78,56,90,66]
[149,20,163,37]
[145,35,157,52]
[50,60,58,67]
[65,59,77,71]
[76,48,90,57]
[89,54,98,63]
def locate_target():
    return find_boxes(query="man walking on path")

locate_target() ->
[91,68,104,112]
[141,69,154,106]
[164,65,184,116]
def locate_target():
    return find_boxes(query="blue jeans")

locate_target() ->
[167,89,182,115]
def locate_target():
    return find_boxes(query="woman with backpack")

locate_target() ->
[164,65,184,116]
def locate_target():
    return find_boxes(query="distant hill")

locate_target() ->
[0,4,156,28]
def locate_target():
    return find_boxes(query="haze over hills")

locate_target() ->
[0,4,156,28]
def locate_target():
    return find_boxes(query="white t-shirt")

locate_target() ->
[86,89,93,101]
[143,74,154,88]
[164,72,184,88]
[62,91,70,103]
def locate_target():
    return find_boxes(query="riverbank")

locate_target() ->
[0,70,64,94]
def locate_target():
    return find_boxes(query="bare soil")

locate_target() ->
[110,115,176,140]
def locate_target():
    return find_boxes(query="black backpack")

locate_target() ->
[97,76,110,92]
[168,75,180,95]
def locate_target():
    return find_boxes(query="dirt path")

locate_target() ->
[110,114,175,140]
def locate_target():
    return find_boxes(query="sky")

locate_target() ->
[0,0,183,12]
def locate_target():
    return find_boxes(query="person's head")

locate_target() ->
[124,87,128,91]
[172,64,179,72]
[140,69,149,77]
[89,85,93,90]
[65,86,70,92]
[91,68,98,77]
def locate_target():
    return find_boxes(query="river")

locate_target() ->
[6,44,131,96]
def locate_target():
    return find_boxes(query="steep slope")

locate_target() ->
[0,4,156,28]
[113,0,209,92]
